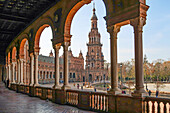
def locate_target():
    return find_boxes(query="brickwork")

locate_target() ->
[38,50,85,83]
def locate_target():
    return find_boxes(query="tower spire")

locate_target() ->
[93,2,96,15]
[91,1,97,20]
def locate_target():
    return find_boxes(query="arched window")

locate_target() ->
[91,63,94,67]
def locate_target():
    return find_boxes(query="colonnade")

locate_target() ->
[5,40,71,90]
[5,0,149,97]
[107,17,147,96]
[38,71,54,79]
[5,18,147,96]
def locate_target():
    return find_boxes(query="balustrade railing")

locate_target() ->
[46,88,52,100]
[144,97,170,113]
[35,87,42,97]
[10,83,170,113]
[66,90,78,106]
[91,92,108,112]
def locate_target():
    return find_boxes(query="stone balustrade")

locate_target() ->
[9,83,170,113]
[144,97,170,113]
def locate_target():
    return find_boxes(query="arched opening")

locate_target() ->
[12,47,17,62]
[12,47,17,83]
[35,24,49,49]
[64,0,108,88]
[20,38,30,85]
[7,52,10,81]
[7,52,10,64]
[89,74,92,82]
[35,25,60,86]
[117,25,135,88]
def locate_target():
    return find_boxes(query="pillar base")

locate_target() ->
[33,84,39,87]
[19,82,24,85]
[53,85,61,89]
[61,85,71,90]
[132,88,148,97]
[29,83,34,86]
[107,88,121,95]
[12,81,16,84]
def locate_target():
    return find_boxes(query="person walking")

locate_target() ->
[156,90,159,97]
[148,90,152,96]
[7,79,9,88]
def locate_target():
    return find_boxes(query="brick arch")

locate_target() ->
[34,17,55,49]
[34,24,50,49]
[12,47,17,62]
[20,38,29,58]
[64,0,92,36]
[8,52,10,64]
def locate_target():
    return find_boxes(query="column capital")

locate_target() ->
[53,43,61,51]
[130,17,146,28]
[20,54,24,59]
[107,25,121,39]
[62,41,70,49]
[64,34,72,43]
[34,47,40,54]
[29,52,34,57]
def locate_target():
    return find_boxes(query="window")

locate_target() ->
[69,73,72,78]
[60,72,62,78]
[91,63,94,67]
[73,73,75,78]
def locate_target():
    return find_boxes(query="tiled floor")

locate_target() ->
[0,83,95,113]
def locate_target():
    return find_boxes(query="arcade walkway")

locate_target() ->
[0,83,95,113]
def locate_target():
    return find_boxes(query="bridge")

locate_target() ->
[0,0,169,112]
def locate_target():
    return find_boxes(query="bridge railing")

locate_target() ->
[144,96,170,113]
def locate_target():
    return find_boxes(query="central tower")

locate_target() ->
[85,3,105,82]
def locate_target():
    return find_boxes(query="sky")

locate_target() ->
[39,0,170,64]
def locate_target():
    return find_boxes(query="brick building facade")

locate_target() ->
[38,50,84,84]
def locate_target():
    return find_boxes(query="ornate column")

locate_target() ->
[33,48,40,87]
[8,64,11,82]
[20,59,24,84]
[107,25,121,95]
[17,59,20,84]
[15,62,18,83]
[5,64,8,80]
[12,62,15,83]
[29,53,34,86]
[11,62,14,83]
[130,17,147,96]
[53,43,61,89]
[61,42,71,90]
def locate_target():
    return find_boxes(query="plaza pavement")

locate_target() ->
[0,83,96,113]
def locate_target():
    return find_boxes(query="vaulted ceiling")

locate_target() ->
[0,0,57,64]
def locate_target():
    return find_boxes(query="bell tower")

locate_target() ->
[85,3,105,82]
